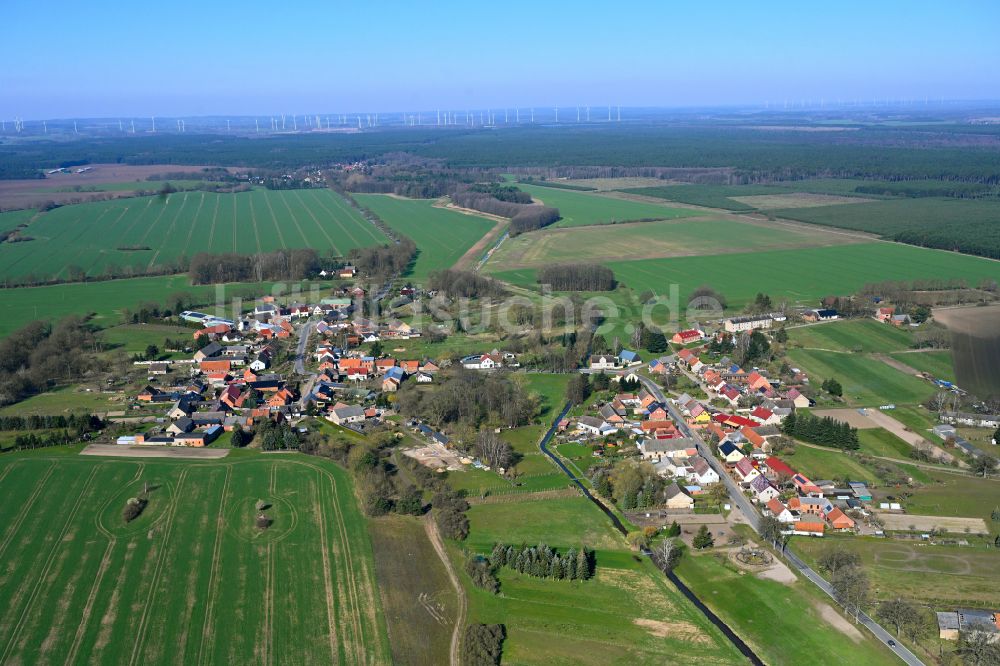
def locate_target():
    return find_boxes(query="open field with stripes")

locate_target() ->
[353,194,496,280]
[0,188,388,283]
[0,453,389,666]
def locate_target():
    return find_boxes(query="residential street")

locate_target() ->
[638,375,925,666]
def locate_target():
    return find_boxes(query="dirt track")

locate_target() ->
[80,444,230,459]
[424,515,465,666]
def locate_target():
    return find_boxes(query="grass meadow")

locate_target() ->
[888,350,956,382]
[676,551,897,666]
[455,496,745,664]
[787,348,934,407]
[515,183,695,227]
[788,319,914,353]
[0,453,389,665]
[0,188,387,282]
[353,195,496,280]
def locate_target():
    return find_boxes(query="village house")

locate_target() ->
[589,354,618,370]
[718,441,745,464]
[750,475,781,502]
[766,497,796,523]
[733,457,761,484]
[789,520,825,537]
[663,482,694,510]
[671,329,704,345]
[639,437,697,462]
[723,315,773,333]
[328,404,366,425]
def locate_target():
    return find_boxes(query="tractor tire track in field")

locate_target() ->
[424,514,465,666]
[139,191,184,246]
[179,192,207,259]
[324,190,386,244]
[0,464,99,665]
[64,538,116,666]
[247,191,263,255]
[324,476,366,664]
[146,192,190,269]
[296,190,347,252]
[259,190,289,249]
[274,191,311,247]
[205,193,221,251]
[127,469,188,666]
[291,190,340,252]
[232,190,238,253]
[264,542,276,666]
[0,460,18,485]
[51,204,118,278]
[312,472,341,664]
[0,463,55,560]
[196,465,231,666]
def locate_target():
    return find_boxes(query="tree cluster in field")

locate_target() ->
[122,494,148,523]
[461,623,505,666]
[189,248,321,284]
[821,378,843,397]
[693,524,715,549]
[591,460,668,510]
[335,155,476,198]
[745,292,773,315]
[427,269,508,299]
[537,263,616,291]
[394,369,537,430]
[489,542,594,581]
[465,555,499,593]
[688,285,729,311]
[782,411,859,450]
[450,189,561,235]
[0,318,100,407]
[735,329,771,366]
[469,183,534,204]
[254,421,300,451]
[347,238,417,279]
[854,181,996,199]
[474,430,515,471]
[433,488,470,540]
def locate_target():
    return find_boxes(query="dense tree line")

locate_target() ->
[0,414,103,432]
[428,269,508,298]
[782,411,860,450]
[10,430,89,451]
[395,370,537,430]
[188,248,320,284]
[489,542,594,581]
[254,420,300,451]
[537,263,616,291]
[461,624,505,666]
[347,238,416,279]
[0,318,100,406]
[433,488,470,540]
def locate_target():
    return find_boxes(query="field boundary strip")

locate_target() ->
[205,193,221,251]
[196,464,232,666]
[247,191,264,255]
[127,469,189,666]
[146,192,191,269]
[0,464,100,664]
[64,537,117,664]
[319,189,387,245]
[309,468,341,663]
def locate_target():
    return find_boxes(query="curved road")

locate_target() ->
[637,375,924,666]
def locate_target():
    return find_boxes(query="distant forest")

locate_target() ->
[4,123,1000,183]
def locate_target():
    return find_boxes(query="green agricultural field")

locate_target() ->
[456,496,744,664]
[99,323,197,358]
[787,348,934,407]
[0,385,126,417]
[516,183,696,227]
[888,350,956,382]
[774,197,1000,259]
[0,274,329,338]
[0,453,389,665]
[675,551,897,666]
[0,208,37,228]
[0,188,388,282]
[485,216,857,270]
[622,179,884,211]
[603,243,999,311]
[789,319,914,353]
[522,372,570,420]
[353,194,495,280]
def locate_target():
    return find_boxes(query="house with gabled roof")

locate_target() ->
[785,388,810,409]
[734,457,761,484]
[663,482,694,510]
[718,440,745,464]
[789,520,825,537]
[766,497,795,523]
[750,474,780,502]
[689,456,720,485]
[589,354,618,370]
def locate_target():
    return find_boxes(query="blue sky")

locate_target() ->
[2,0,999,118]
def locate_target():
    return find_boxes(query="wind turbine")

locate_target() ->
[152,116,156,132]
[576,107,580,122]
[227,119,231,132]
[554,107,558,122]
[255,118,260,133]
[131,120,135,133]
[530,107,534,123]
[586,106,590,122]
[617,105,621,121]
